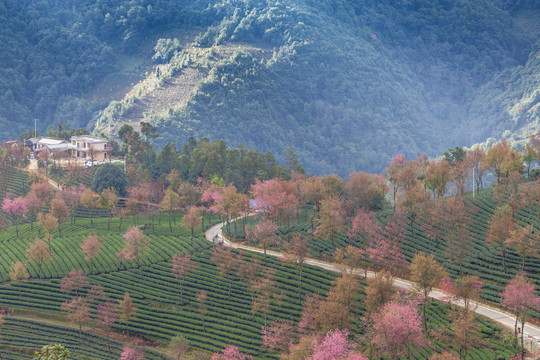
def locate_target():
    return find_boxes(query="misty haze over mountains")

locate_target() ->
[1,0,539,174]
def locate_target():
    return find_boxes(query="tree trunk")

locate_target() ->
[422,296,428,332]
[297,265,303,300]
[514,314,519,343]
[521,317,525,357]
[106,327,111,355]
[180,280,184,305]
[79,322,82,344]
[364,264,368,279]
[137,260,143,280]
[502,247,507,274]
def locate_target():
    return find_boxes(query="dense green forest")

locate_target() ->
[1,0,539,175]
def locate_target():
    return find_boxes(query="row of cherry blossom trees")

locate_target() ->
[207,250,538,360]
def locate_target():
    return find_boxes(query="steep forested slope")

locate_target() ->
[0,0,197,137]
[1,0,539,174]
[152,0,538,174]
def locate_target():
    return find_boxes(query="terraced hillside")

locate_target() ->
[226,189,540,314]
[0,214,338,359]
[0,166,30,226]
[0,203,521,358]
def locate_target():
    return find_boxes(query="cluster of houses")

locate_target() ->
[22,135,111,162]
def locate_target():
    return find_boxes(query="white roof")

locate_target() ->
[70,136,107,143]
[37,138,66,145]
[47,144,70,150]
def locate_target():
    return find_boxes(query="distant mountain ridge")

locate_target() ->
[1,0,539,174]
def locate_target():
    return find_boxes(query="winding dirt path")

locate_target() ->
[206,221,540,353]
[25,159,61,189]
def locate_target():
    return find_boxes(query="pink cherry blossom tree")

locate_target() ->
[182,206,203,244]
[120,338,145,360]
[370,300,426,360]
[170,252,198,305]
[79,232,103,274]
[347,210,383,242]
[211,245,239,299]
[245,219,279,265]
[502,274,540,355]
[262,319,296,355]
[118,226,150,279]
[60,268,89,295]
[366,239,407,275]
[211,346,253,360]
[250,178,299,226]
[349,210,407,275]
[58,184,84,228]
[24,193,41,230]
[312,195,346,245]
[298,292,322,334]
[2,197,27,237]
[97,300,118,355]
[201,186,223,224]
[50,197,69,236]
[161,188,180,232]
[31,181,54,207]
[308,328,367,360]
[439,275,483,312]
[213,185,236,233]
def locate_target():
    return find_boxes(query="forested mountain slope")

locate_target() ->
[1,0,539,174]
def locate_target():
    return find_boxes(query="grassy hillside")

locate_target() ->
[226,188,540,318]
[0,212,521,359]
[0,214,337,358]
[0,168,523,358]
